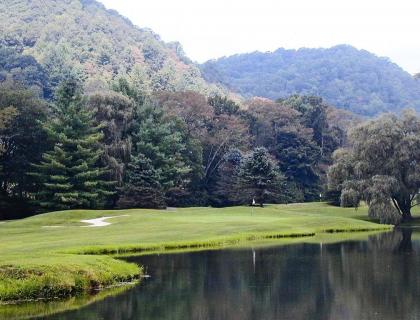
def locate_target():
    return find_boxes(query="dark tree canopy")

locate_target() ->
[246,97,323,201]
[0,77,346,216]
[0,47,51,98]
[0,82,49,217]
[30,80,115,210]
[210,149,244,207]
[208,94,240,116]
[116,154,165,209]
[132,98,192,206]
[239,147,285,206]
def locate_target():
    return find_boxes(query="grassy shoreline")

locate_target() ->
[0,203,396,303]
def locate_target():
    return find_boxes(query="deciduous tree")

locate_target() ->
[328,110,420,224]
[0,82,49,216]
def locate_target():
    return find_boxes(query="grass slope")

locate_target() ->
[0,203,394,302]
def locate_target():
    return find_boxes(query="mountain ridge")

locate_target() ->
[200,44,420,116]
[0,0,223,96]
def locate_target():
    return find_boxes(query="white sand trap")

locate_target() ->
[42,226,64,228]
[81,215,130,227]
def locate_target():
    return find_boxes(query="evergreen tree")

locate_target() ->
[208,95,240,115]
[239,147,285,207]
[133,100,191,205]
[116,154,165,209]
[30,80,114,210]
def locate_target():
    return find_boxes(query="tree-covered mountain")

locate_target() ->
[0,0,223,96]
[201,45,420,116]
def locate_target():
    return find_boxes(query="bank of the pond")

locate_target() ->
[0,203,399,303]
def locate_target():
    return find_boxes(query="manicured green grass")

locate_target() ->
[0,203,397,303]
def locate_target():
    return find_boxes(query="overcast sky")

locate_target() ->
[98,0,420,74]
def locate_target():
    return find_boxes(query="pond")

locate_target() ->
[3,228,420,320]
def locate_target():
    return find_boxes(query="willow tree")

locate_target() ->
[328,110,420,224]
[88,91,136,185]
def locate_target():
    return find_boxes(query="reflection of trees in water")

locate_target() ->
[323,228,420,320]
[46,229,420,320]
[368,228,413,252]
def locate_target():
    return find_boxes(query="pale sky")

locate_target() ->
[98,0,420,74]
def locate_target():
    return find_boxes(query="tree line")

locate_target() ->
[0,78,345,218]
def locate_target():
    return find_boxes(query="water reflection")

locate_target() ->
[6,229,420,320]
[0,285,134,320]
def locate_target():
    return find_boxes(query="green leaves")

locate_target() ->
[134,100,191,195]
[328,111,420,224]
[201,45,420,117]
[31,80,115,210]
[239,147,286,206]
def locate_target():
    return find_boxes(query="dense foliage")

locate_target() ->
[0,0,224,96]
[239,147,285,206]
[30,80,115,210]
[0,82,49,217]
[2,0,415,222]
[0,47,51,98]
[201,45,420,116]
[328,111,420,224]
[0,72,345,216]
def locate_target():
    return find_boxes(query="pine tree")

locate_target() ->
[133,100,191,204]
[31,80,115,210]
[116,154,165,209]
[239,147,285,207]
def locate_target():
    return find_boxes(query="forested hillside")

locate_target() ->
[0,0,223,96]
[0,73,346,218]
[0,0,353,219]
[201,45,420,116]
[2,0,416,222]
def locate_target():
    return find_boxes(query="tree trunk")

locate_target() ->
[393,193,413,222]
[397,195,413,222]
[401,209,413,222]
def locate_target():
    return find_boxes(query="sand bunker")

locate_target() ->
[80,215,130,227]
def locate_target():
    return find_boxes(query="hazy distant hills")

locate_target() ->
[201,45,420,116]
[0,0,223,96]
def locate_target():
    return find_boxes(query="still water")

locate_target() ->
[8,229,420,320]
